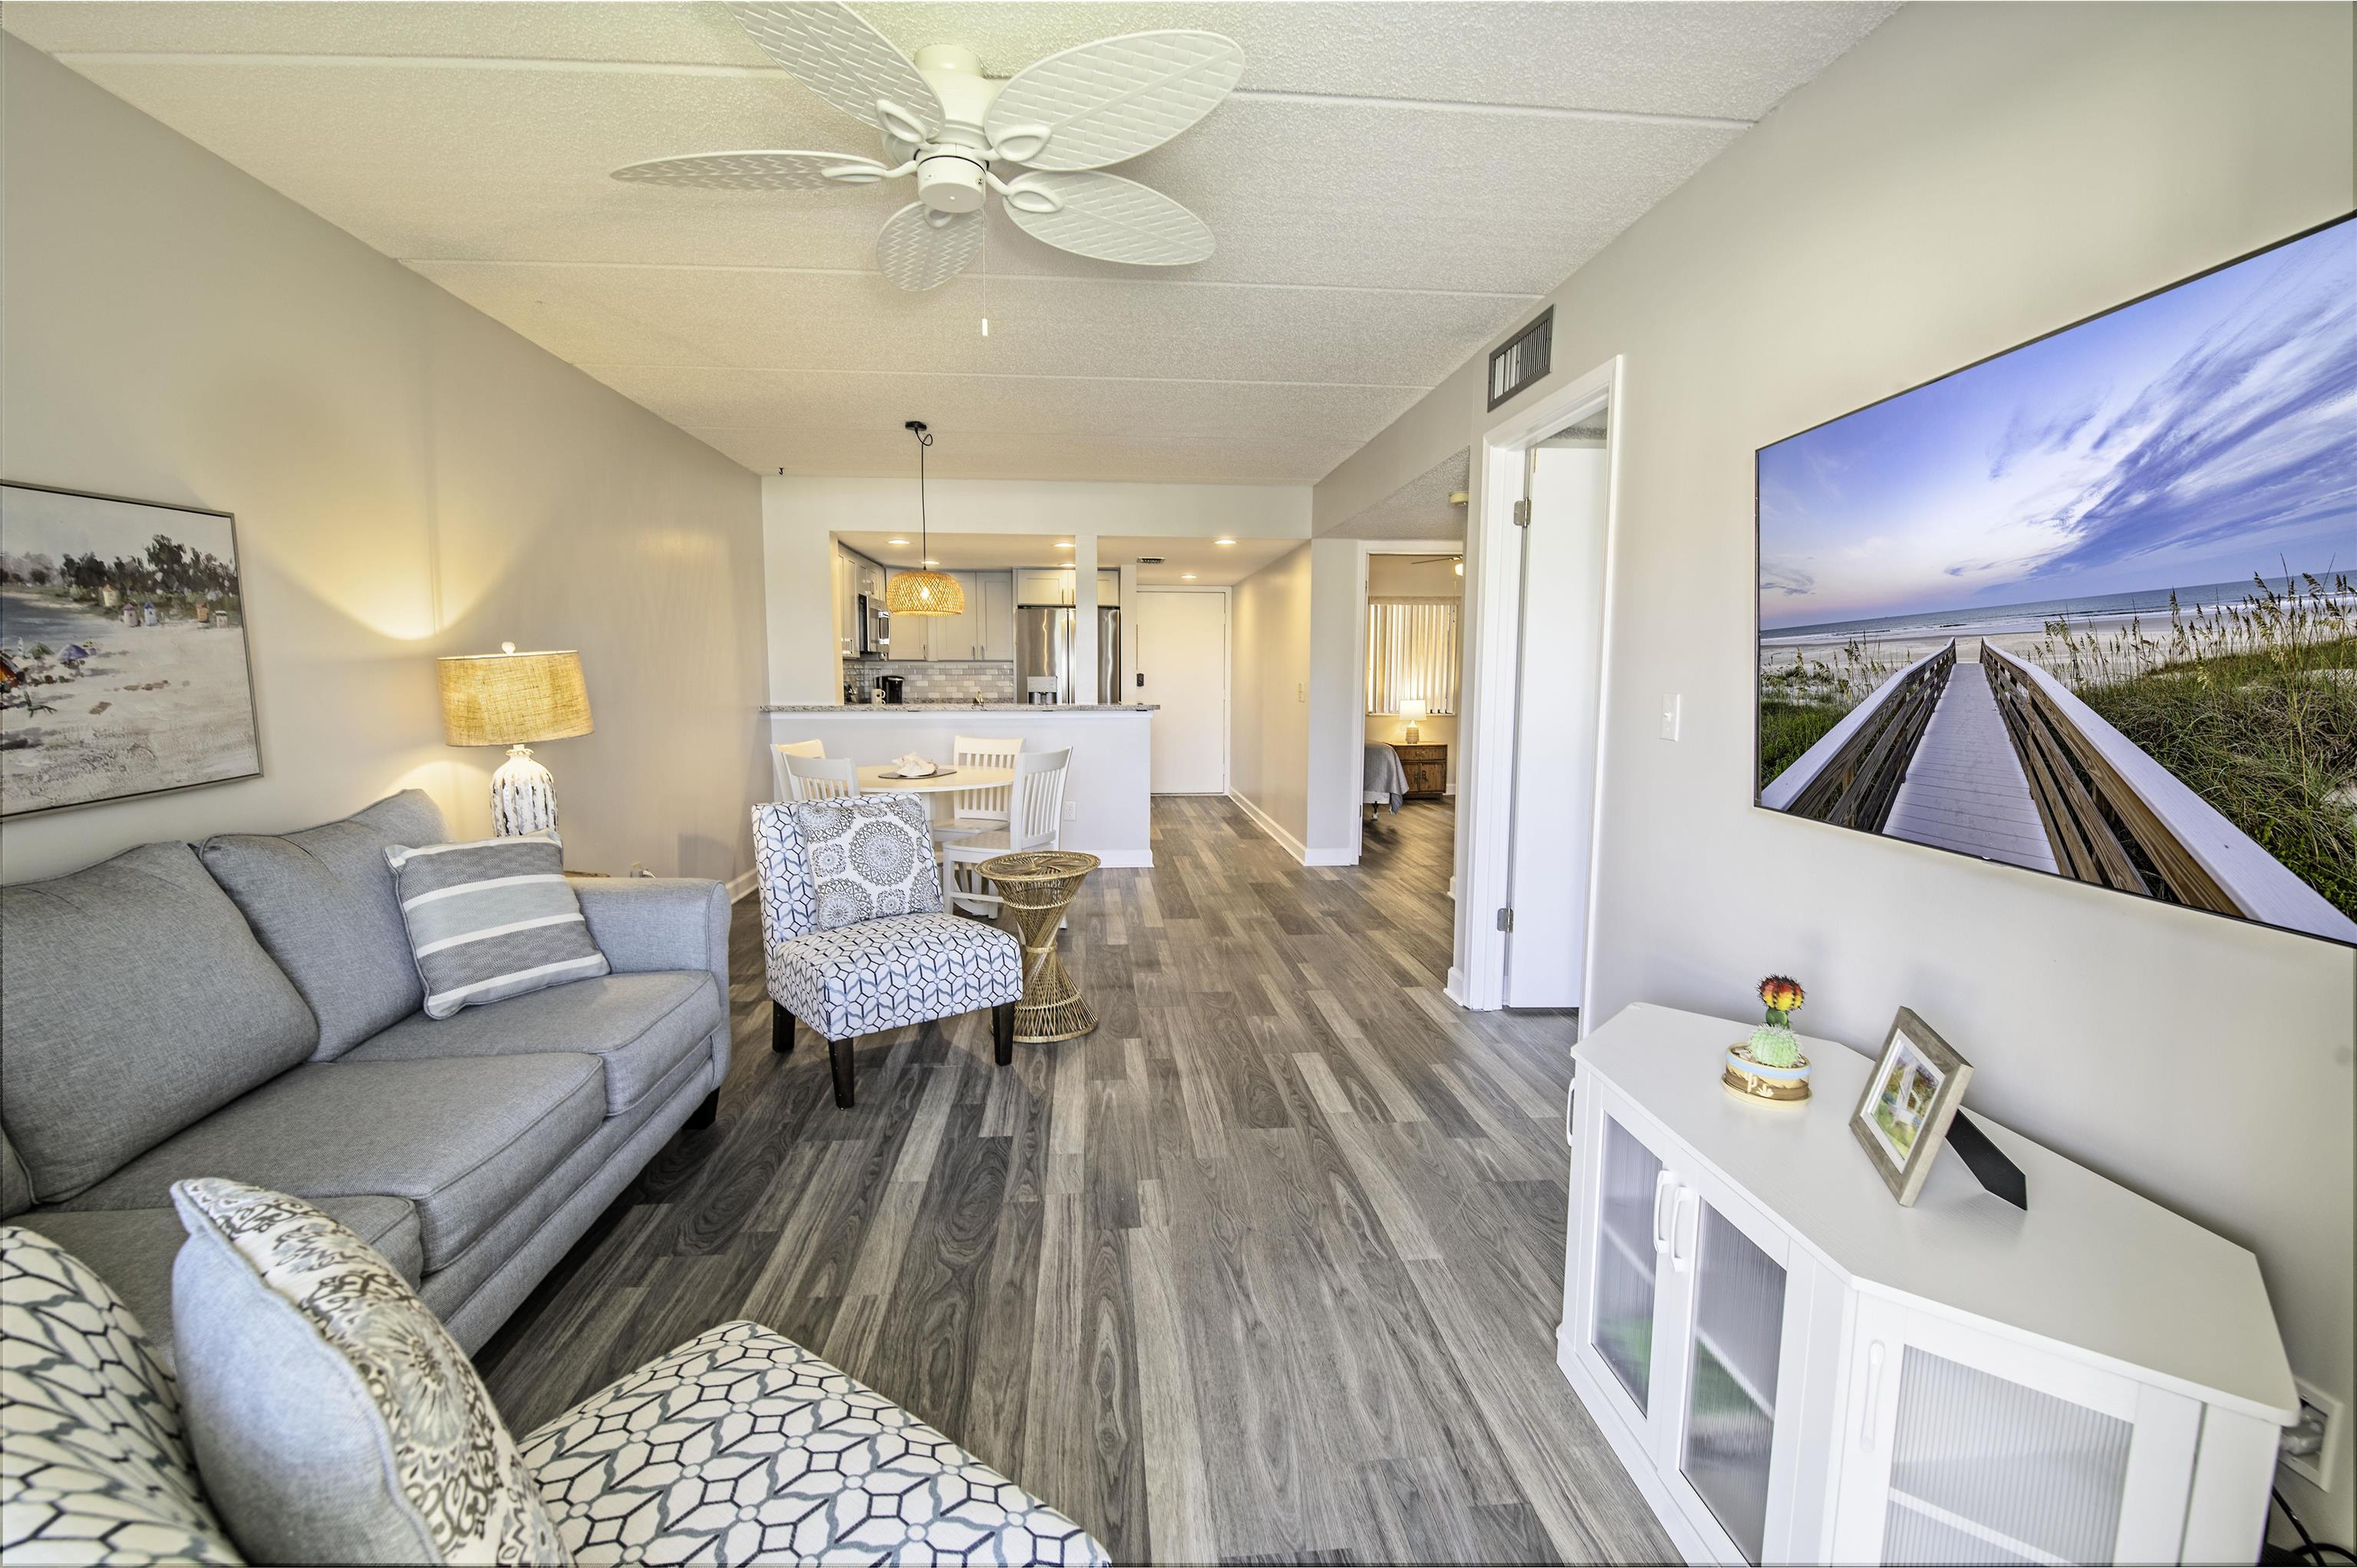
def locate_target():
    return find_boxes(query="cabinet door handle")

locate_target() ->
[1669,1188,1699,1273]
[1858,1342,1885,1451]
[1650,1170,1676,1254]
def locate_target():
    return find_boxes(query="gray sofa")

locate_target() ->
[0,789,730,1362]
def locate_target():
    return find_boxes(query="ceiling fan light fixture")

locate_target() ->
[888,420,964,617]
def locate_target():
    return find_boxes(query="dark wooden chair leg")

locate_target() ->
[684,1088,719,1130]
[991,1003,1014,1066]
[828,1038,856,1108]
[771,1003,795,1055]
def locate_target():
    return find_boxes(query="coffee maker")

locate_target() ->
[875,674,906,705]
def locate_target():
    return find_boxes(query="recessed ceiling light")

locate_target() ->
[888,538,908,545]
[1215,538,1236,545]
[1455,561,1465,576]
[921,559,940,567]
[1055,541,1073,548]
[1181,575,1198,581]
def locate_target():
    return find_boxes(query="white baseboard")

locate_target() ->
[727,869,758,902]
[1228,790,1310,863]
[1087,849,1153,869]
[1303,847,1357,867]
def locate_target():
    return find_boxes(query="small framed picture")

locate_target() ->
[1849,1006,1973,1206]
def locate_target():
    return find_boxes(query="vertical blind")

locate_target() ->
[1366,598,1461,716]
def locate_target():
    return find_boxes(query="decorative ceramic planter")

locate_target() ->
[1723,1043,1813,1102]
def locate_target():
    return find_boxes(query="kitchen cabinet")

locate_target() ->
[1098,568,1120,605]
[977,572,1016,660]
[1016,567,1073,606]
[1561,1005,2295,1566]
[882,570,926,660]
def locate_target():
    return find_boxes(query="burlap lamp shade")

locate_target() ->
[437,644,592,835]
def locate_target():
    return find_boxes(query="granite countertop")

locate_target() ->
[762,702,1159,713]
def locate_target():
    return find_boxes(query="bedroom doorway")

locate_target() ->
[1359,541,1467,894]
[1452,356,1622,1020]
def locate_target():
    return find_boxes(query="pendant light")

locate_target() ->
[885,420,964,618]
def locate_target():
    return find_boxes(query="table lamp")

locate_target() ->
[1399,697,1428,744]
[437,643,592,835]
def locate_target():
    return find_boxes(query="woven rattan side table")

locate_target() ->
[979,849,1099,1043]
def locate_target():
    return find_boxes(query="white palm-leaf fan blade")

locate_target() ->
[1000,171,1212,266]
[985,31,1244,172]
[727,2,941,143]
[612,150,889,189]
[876,202,984,291]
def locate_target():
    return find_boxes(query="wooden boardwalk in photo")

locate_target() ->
[1884,657,2059,873]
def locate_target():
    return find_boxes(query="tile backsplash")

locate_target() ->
[842,658,1017,703]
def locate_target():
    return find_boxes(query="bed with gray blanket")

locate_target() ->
[1363,742,1408,812]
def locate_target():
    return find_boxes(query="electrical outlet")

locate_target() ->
[2282,1377,2344,1491]
[1660,693,1682,740]
[1297,681,1306,703]
[1062,800,1078,822]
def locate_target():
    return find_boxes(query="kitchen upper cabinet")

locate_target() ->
[882,571,926,660]
[977,572,1016,660]
[1097,568,1120,606]
[1015,567,1073,606]
[921,572,972,662]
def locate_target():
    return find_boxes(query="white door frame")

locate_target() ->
[1350,537,1467,861]
[1136,584,1231,794]
[1450,355,1625,1020]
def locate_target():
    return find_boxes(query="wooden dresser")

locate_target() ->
[1393,743,1447,799]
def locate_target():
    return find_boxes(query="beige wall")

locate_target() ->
[1317,1,2357,1529]
[0,36,767,885]
[1229,544,1313,855]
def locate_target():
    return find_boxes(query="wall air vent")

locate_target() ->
[1488,306,1553,410]
[1136,557,1165,565]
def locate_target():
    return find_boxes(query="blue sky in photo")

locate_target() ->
[1759,219,2357,629]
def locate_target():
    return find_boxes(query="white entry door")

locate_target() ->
[1504,439,1609,1007]
[1136,588,1228,793]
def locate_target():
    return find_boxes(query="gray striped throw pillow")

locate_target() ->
[384,834,608,1019]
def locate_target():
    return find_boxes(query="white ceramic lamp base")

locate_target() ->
[491,744,559,836]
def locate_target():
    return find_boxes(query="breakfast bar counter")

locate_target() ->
[760,703,1155,867]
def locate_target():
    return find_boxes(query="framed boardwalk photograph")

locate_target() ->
[0,482,262,817]
[1754,213,2357,950]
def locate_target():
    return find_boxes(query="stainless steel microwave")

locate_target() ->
[856,593,888,657]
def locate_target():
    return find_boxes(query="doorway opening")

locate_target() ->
[1356,539,1469,896]
[1452,357,1623,1023]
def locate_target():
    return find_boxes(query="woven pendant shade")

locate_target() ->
[437,647,593,746]
[885,569,964,617]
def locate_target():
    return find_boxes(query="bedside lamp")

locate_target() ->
[1399,698,1428,745]
[437,643,592,835]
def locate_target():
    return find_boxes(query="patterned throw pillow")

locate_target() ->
[167,1180,567,1567]
[384,833,608,1020]
[0,1226,243,1566]
[789,795,943,931]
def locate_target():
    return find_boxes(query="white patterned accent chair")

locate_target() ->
[752,799,1024,1108]
[1,1199,1111,1568]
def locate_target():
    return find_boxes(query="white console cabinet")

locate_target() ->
[1561,1006,2296,1566]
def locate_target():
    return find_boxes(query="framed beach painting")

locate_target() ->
[0,482,262,817]
[1755,212,2357,949]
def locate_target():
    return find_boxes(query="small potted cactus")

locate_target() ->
[1724,975,1813,1102]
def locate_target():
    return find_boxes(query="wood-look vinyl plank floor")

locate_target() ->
[476,797,1673,1564]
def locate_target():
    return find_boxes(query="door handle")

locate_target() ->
[1650,1169,1676,1254]
[1858,1342,1885,1451]
[1669,1188,1699,1273]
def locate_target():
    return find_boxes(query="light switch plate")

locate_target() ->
[1063,801,1078,822]
[1660,693,1681,740]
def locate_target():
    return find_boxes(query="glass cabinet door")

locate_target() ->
[1591,1114,1665,1413]
[1678,1201,1788,1563]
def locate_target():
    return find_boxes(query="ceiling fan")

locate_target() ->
[613,2,1244,291]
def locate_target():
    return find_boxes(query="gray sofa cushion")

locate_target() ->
[58,1055,604,1273]
[2,1127,31,1219]
[20,1195,423,1369]
[198,789,447,1059]
[0,841,319,1203]
[344,970,721,1117]
[169,1180,565,1567]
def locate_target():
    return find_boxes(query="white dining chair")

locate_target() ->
[782,752,859,802]
[771,740,826,802]
[931,735,1021,851]
[943,747,1069,917]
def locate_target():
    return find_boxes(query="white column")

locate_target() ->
[1071,533,1099,703]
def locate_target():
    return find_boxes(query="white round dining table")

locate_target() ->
[855,764,1014,796]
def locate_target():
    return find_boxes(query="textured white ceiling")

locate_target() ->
[4,1,1894,483]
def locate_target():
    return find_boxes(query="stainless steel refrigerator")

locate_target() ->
[1015,604,1122,704]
